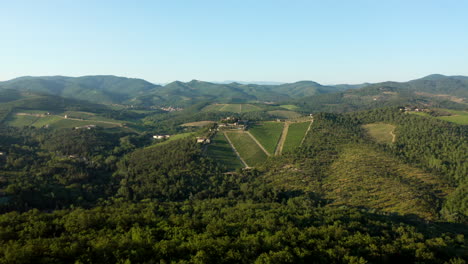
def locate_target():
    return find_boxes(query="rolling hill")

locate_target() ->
[2,74,467,112]
[296,74,468,112]
[0,75,161,105]
[0,76,356,107]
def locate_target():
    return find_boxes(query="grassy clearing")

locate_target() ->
[248,122,284,154]
[280,104,299,110]
[206,133,243,170]
[362,123,396,144]
[267,110,301,119]
[323,145,450,220]
[282,121,310,152]
[225,132,267,167]
[181,121,215,127]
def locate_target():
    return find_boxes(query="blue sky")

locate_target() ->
[1,0,467,84]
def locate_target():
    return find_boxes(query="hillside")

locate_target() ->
[0,75,161,105]
[0,76,358,107]
[296,74,468,112]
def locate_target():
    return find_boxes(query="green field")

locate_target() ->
[225,132,268,167]
[282,121,310,152]
[409,109,468,125]
[267,110,301,119]
[248,122,284,154]
[5,115,39,127]
[280,104,299,110]
[203,104,262,113]
[362,123,396,144]
[206,133,244,170]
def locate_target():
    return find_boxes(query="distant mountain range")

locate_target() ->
[0,74,467,110]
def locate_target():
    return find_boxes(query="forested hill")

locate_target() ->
[0,76,349,106]
[296,74,468,112]
[2,74,467,110]
[0,76,160,105]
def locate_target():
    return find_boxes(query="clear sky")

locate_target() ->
[1,0,467,84]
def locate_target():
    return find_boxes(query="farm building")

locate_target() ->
[196,137,211,144]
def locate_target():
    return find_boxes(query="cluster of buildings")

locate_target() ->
[153,106,184,112]
[218,117,249,130]
[400,106,426,112]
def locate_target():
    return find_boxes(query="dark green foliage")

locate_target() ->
[115,139,227,201]
[0,200,465,263]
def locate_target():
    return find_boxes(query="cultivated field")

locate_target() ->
[202,103,262,113]
[180,121,215,127]
[248,121,284,155]
[206,133,244,170]
[267,110,301,119]
[225,131,268,167]
[362,123,396,144]
[282,121,310,152]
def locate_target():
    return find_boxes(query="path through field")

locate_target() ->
[300,119,314,146]
[223,132,249,168]
[246,131,271,156]
[274,122,290,156]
